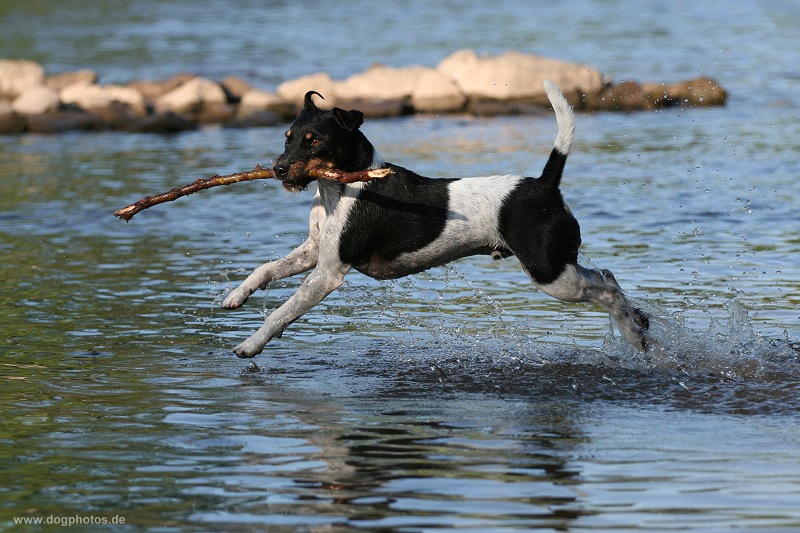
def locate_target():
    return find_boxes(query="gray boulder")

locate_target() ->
[438,49,605,107]
[46,69,98,91]
[60,81,147,116]
[154,77,227,114]
[0,59,45,99]
[237,89,289,117]
[335,64,430,102]
[277,73,338,110]
[12,85,60,115]
[129,73,195,104]
[410,69,467,113]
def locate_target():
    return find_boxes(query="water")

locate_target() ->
[1,0,799,531]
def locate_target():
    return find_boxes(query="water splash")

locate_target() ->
[359,271,798,390]
[601,295,798,381]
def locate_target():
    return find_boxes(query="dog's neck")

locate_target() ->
[345,130,384,171]
[367,148,386,170]
[315,142,385,214]
[315,178,361,216]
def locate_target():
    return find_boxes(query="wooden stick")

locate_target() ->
[113,164,392,221]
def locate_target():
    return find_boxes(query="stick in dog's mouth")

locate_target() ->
[113,165,392,221]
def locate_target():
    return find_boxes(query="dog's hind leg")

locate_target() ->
[232,261,351,358]
[222,197,325,310]
[533,264,651,350]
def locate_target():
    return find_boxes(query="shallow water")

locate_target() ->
[2,0,800,531]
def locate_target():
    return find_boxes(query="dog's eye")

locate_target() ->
[305,132,321,147]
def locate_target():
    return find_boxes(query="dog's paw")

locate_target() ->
[233,340,262,358]
[222,287,252,309]
[601,269,622,288]
[231,321,286,358]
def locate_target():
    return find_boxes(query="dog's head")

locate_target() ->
[273,91,376,192]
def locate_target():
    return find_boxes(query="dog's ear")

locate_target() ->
[332,107,364,131]
[303,91,324,110]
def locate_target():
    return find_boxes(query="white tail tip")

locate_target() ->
[543,80,575,155]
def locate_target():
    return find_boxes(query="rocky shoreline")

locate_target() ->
[0,50,727,134]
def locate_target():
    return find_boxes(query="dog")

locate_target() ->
[222,81,651,358]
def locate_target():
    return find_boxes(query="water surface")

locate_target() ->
[1,1,799,531]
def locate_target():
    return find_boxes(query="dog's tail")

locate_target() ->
[540,80,575,187]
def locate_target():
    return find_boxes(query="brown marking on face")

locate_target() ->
[304,157,334,172]
[278,158,338,192]
[277,161,313,192]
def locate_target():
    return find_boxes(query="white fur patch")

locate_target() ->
[394,175,522,266]
[543,80,575,156]
[315,180,365,261]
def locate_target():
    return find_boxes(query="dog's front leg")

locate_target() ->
[223,198,325,309]
[232,262,351,358]
[222,238,318,309]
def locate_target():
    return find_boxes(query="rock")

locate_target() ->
[276,73,338,110]
[237,89,292,119]
[586,80,653,111]
[11,85,60,115]
[642,77,728,108]
[196,102,237,124]
[438,49,605,107]
[46,69,98,91]
[0,59,45,99]
[641,82,672,107]
[467,100,547,116]
[238,89,282,112]
[128,111,197,133]
[85,101,143,129]
[0,102,27,134]
[154,77,227,114]
[26,110,98,133]
[227,110,281,128]
[336,64,431,102]
[337,99,409,118]
[221,76,252,103]
[60,81,148,116]
[664,77,727,107]
[410,69,467,113]
[0,54,730,133]
[331,64,431,118]
[129,73,195,103]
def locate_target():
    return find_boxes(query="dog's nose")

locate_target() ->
[273,164,289,179]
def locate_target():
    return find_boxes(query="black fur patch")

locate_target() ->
[498,178,581,284]
[339,164,455,270]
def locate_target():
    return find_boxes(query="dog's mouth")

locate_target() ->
[281,179,312,193]
[276,160,333,193]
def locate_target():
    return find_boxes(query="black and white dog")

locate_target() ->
[223,81,651,358]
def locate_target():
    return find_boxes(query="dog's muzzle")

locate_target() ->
[273,162,314,192]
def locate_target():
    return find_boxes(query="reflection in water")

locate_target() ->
[170,367,592,530]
